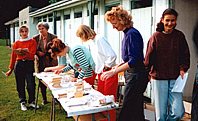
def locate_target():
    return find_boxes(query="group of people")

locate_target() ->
[5,5,198,121]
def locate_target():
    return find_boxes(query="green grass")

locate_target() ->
[0,44,74,121]
[0,39,7,46]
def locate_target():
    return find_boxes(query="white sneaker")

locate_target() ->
[21,103,27,111]
[29,102,39,109]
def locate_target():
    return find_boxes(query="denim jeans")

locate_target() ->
[152,79,184,121]
[14,60,36,104]
[191,65,198,121]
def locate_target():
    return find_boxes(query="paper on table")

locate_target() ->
[172,72,188,93]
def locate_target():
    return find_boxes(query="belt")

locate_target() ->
[18,59,33,62]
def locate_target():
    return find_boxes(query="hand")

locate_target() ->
[14,48,25,56]
[70,77,77,82]
[180,70,185,79]
[37,51,45,57]
[54,69,63,74]
[44,67,52,72]
[5,69,13,76]
[34,55,39,60]
[100,69,115,81]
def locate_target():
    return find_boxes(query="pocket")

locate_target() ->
[124,71,148,94]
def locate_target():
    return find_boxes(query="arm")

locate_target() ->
[144,36,156,73]
[45,55,67,72]
[6,43,17,76]
[179,33,190,78]
[73,48,92,79]
[24,39,37,60]
[98,37,117,67]
[100,62,129,81]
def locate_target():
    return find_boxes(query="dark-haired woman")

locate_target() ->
[48,38,95,85]
[144,8,190,121]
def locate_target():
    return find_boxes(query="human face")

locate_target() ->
[38,25,48,35]
[110,18,125,31]
[162,14,177,33]
[55,47,68,56]
[20,28,28,39]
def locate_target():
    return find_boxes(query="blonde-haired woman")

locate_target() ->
[102,6,148,121]
[76,24,118,121]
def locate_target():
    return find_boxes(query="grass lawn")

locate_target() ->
[0,43,74,121]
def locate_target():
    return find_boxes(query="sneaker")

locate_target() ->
[29,101,39,109]
[42,100,50,105]
[21,102,27,111]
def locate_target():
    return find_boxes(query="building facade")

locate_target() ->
[5,0,198,103]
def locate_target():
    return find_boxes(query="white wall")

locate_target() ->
[174,0,198,100]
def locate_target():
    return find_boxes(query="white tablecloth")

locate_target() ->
[34,72,118,117]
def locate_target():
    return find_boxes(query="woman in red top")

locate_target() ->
[6,25,38,111]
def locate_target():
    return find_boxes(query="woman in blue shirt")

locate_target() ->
[101,5,148,121]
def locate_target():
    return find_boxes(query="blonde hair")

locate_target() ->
[76,25,96,41]
[105,5,133,28]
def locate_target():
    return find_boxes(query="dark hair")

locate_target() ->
[47,38,66,57]
[156,8,178,32]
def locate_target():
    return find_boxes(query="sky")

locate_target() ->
[0,0,49,38]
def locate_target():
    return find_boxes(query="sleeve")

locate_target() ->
[97,37,117,67]
[63,65,72,72]
[144,35,156,72]
[126,32,143,67]
[58,56,67,66]
[26,39,37,59]
[9,43,17,69]
[73,48,92,79]
[179,33,190,72]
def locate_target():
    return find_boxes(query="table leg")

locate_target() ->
[35,81,40,113]
[91,113,95,121]
[50,95,54,121]
[53,97,55,121]
[76,115,79,121]
[107,111,110,121]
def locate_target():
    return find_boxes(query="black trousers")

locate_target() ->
[191,65,198,121]
[39,80,47,101]
[118,69,148,121]
[14,60,36,103]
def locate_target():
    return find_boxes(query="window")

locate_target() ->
[74,12,82,18]
[131,0,152,9]
[43,15,47,22]
[64,14,70,20]
[48,14,53,22]
[87,8,98,16]
[37,17,42,22]
[56,16,61,21]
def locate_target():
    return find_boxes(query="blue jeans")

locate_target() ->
[152,79,184,121]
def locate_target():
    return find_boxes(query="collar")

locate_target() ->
[19,37,30,41]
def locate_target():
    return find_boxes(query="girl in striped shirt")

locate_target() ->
[48,38,95,85]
